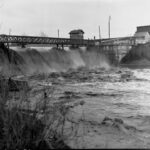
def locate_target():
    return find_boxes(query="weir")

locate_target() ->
[0,34,137,64]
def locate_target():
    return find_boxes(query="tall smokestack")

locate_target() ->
[108,16,111,39]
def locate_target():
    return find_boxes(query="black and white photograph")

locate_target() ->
[0,0,150,149]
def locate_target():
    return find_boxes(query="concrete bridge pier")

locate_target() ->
[0,42,12,62]
[61,44,64,49]
[0,42,6,49]
[99,45,121,66]
[56,44,64,50]
[21,43,26,48]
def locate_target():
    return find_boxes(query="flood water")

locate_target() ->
[3,46,150,148]
[24,67,150,148]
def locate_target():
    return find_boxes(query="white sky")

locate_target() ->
[0,0,150,39]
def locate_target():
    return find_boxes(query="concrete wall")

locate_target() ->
[134,32,150,44]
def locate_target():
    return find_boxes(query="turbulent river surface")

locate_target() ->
[3,46,150,148]
[17,67,150,149]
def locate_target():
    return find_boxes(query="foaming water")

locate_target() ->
[0,47,110,75]
[133,69,150,81]
[121,43,150,68]
[41,67,150,148]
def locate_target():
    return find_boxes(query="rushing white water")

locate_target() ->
[2,45,150,148]
[26,67,150,148]
[0,46,111,76]
[43,68,150,148]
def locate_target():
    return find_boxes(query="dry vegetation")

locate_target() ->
[0,77,75,149]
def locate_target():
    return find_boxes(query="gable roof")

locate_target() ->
[136,25,150,34]
[134,31,149,38]
[69,29,84,34]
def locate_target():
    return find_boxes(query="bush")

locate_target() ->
[0,108,45,150]
[0,78,71,150]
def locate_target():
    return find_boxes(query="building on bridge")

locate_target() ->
[69,29,84,39]
[134,25,150,44]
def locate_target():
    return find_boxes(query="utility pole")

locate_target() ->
[58,29,59,38]
[8,28,12,76]
[9,28,11,35]
[99,25,101,40]
[98,26,101,50]
[108,15,111,38]
[8,28,12,49]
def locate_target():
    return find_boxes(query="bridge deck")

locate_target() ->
[0,35,95,46]
[0,34,136,46]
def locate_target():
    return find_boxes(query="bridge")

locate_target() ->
[0,34,136,48]
[0,34,95,47]
[0,34,139,65]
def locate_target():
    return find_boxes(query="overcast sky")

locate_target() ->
[0,0,150,39]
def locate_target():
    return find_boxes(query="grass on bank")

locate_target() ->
[0,77,72,150]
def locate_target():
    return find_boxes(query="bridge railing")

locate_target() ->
[0,34,137,47]
[0,34,95,46]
